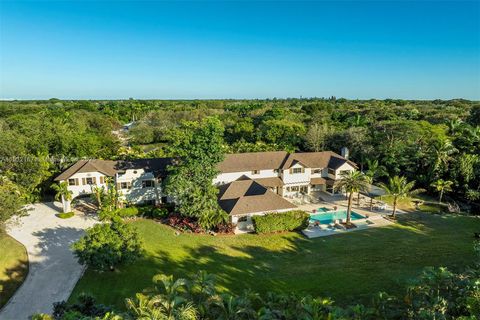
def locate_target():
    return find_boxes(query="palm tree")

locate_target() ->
[51,181,73,213]
[364,159,387,209]
[126,275,198,320]
[379,176,424,218]
[430,139,457,176]
[334,171,370,225]
[430,179,453,204]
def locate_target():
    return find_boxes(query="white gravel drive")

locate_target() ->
[0,202,97,320]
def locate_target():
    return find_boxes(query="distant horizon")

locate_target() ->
[1,96,479,102]
[1,1,479,100]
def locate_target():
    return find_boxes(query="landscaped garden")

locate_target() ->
[70,212,480,310]
[0,233,28,308]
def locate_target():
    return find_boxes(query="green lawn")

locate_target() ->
[0,233,28,308]
[70,213,480,309]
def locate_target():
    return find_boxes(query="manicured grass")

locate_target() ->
[70,213,480,309]
[56,212,75,219]
[0,233,28,308]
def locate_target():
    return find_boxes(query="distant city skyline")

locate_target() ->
[1,1,479,100]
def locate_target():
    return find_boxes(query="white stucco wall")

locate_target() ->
[64,172,108,198]
[282,163,311,185]
[213,169,279,185]
[116,169,160,204]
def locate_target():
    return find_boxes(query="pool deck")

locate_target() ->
[293,193,401,238]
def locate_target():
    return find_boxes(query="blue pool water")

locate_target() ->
[310,210,364,224]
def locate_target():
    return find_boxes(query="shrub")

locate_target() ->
[98,207,140,221]
[72,219,143,271]
[56,212,74,219]
[252,210,309,234]
[139,206,169,219]
[116,207,140,218]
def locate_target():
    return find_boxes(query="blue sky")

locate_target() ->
[1,1,479,100]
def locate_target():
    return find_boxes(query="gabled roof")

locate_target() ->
[54,158,173,181]
[218,177,296,216]
[217,151,356,173]
[217,151,288,173]
[281,151,357,170]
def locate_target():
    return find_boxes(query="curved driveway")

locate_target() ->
[0,203,97,320]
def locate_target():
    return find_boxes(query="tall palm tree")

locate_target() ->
[430,179,453,204]
[379,176,424,218]
[334,171,370,225]
[430,139,457,176]
[51,181,73,213]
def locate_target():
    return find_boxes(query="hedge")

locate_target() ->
[252,210,310,234]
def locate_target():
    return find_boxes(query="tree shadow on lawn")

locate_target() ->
[71,213,479,310]
[0,258,28,308]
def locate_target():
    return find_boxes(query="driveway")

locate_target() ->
[0,202,97,320]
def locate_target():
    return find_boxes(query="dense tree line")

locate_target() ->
[0,98,479,229]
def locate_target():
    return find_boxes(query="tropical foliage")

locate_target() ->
[163,117,228,230]
[379,176,424,218]
[72,219,143,271]
[334,171,370,224]
[35,240,480,319]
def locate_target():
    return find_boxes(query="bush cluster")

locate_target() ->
[99,205,169,221]
[252,210,310,234]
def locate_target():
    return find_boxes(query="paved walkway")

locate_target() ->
[0,202,97,320]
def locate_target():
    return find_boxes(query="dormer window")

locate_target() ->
[291,167,303,174]
[312,168,322,174]
[142,180,154,188]
[251,170,260,175]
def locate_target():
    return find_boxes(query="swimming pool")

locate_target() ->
[310,210,364,225]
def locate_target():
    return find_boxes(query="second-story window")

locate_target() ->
[85,177,94,185]
[120,182,131,189]
[68,178,78,186]
[142,180,154,188]
[251,170,260,175]
[312,168,322,174]
[292,167,303,174]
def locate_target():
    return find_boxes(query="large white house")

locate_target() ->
[55,150,356,222]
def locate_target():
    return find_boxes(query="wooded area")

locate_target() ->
[0,98,479,227]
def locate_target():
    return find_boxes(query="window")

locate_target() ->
[142,180,154,188]
[99,176,105,184]
[85,177,94,185]
[68,178,77,186]
[312,168,322,174]
[251,170,260,175]
[144,199,156,206]
[120,182,131,189]
[292,167,303,174]
[328,168,335,175]
[291,186,300,191]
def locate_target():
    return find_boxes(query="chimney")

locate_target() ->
[341,147,349,159]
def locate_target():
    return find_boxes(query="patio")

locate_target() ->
[292,191,399,238]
